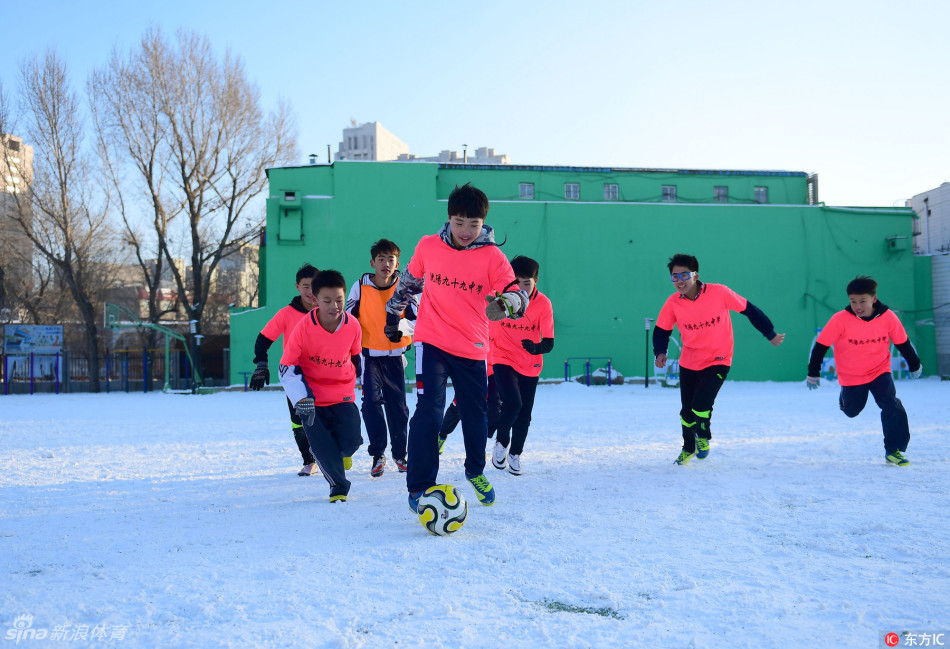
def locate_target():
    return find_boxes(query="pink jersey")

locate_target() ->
[816,309,908,386]
[261,303,307,342]
[407,234,517,361]
[280,309,362,406]
[490,289,554,377]
[656,283,748,371]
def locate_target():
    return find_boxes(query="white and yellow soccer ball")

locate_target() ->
[417,484,468,536]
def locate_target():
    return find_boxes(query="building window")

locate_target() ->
[714,186,728,203]
[754,186,769,204]
[564,183,580,200]
[604,183,619,201]
[662,185,677,202]
[519,183,535,200]
[362,135,368,149]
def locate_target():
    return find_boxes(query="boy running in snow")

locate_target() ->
[346,239,418,478]
[385,183,529,512]
[279,270,364,502]
[490,256,555,476]
[248,263,320,476]
[806,276,922,466]
[653,254,785,465]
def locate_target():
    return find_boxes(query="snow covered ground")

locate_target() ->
[2,379,948,648]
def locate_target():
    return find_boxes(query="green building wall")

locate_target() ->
[230,162,932,385]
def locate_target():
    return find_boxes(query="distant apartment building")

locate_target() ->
[0,134,35,319]
[334,121,508,165]
[336,121,409,161]
[397,146,510,165]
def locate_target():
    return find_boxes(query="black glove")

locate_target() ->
[384,312,403,343]
[521,339,540,355]
[249,361,269,390]
[295,397,316,427]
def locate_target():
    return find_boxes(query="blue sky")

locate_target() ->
[2,0,948,206]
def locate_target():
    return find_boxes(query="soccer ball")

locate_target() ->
[417,484,468,536]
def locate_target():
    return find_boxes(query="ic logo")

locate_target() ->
[885,633,900,647]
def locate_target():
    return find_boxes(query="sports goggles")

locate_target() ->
[670,271,697,282]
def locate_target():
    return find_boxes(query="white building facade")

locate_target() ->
[908,183,950,375]
[336,122,409,162]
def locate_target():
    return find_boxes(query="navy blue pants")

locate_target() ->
[678,365,730,453]
[285,397,316,465]
[360,354,409,460]
[303,402,363,498]
[839,372,910,454]
[440,374,500,438]
[407,343,488,493]
[493,364,540,456]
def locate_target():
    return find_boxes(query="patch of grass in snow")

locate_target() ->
[535,598,625,620]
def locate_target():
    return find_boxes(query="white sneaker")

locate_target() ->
[491,441,508,469]
[298,463,316,476]
[507,454,523,476]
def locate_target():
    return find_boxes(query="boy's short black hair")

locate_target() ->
[447,183,489,220]
[312,269,346,293]
[296,263,319,283]
[511,255,540,280]
[370,239,400,259]
[847,275,877,296]
[667,254,699,273]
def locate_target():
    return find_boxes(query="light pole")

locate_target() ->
[644,317,654,388]
[462,144,468,163]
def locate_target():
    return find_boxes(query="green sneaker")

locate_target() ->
[437,436,447,455]
[674,450,696,466]
[343,456,353,470]
[695,437,710,460]
[465,472,496,506]
[885,451,910,467]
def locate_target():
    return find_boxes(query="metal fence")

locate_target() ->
[1,349,209,394]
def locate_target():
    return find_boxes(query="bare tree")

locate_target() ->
[1,52,117,392]
[91,28,298,382]
[89,45,181,340]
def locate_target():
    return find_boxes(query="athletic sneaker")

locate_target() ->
[674,450,696,466]
[371,455,386,477]
[437,436,447,455]
[507,454,523,476]
[466,472,496,506]
[696,437,710,460]
[329,494,347,503]
[393,457,408,473]
[492,441,508,470]
[408,490,423,514]
[298,463,316,476]
[343,456,353,470]
[885,450,910,467]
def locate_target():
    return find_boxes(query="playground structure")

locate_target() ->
[104,303,203,392]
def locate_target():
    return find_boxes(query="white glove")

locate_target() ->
[485,292,516,321]
[909,366,922,379]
